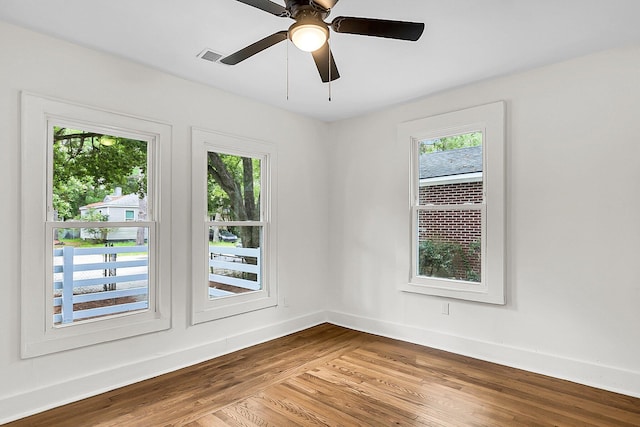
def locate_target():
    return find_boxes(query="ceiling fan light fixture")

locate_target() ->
[223,0,424,83]
[289,21,328,52]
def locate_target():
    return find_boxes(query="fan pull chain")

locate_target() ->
[328,38,332,102]
[286,37,290,101]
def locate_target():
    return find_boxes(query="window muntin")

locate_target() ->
[191,128,277,324]
[400,101,505,304]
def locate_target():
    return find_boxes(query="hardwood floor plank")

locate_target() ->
[407,351,640,426]
[244,390,323,426]
[286,372,421,426]
[274,380,375,426]
[243,387,339,426]
[182,413,227,427]
[6,324,640,426]
[222,399,294,427]
[353,341,640,426]
[311,358,510,427]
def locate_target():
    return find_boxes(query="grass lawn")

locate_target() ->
[208,240,239,247]
[56,239,148,256]
[58,238,143,248]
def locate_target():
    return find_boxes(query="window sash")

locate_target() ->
[207,221,264,227]
[416,204,484,212]
[45,221,157,329]
[412,204,486,286]
[46,118,156,223]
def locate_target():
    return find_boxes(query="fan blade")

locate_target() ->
[233,0,289,17]
[331,17,425,41]
[311,42,340,83]
[311,0,339,10]
[220,31,288,65]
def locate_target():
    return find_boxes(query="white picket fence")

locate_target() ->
[53,244,261,323]
[53,245,149,324]
[208,245,261,298]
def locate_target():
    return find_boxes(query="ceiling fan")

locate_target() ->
[220,0,425,83]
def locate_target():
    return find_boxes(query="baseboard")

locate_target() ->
[326,310,640,399]
[0,311,327,424]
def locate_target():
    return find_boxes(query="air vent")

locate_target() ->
[197,49,223,63]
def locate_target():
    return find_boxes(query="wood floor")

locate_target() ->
[7,324,640,426]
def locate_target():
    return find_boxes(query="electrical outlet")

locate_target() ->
[441,302,450,315]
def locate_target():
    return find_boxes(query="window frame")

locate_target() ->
[21,92,172,358]
[191,128,278,324]
[399,101,506,304]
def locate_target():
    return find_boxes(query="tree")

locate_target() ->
[80,209,111,243]
[207,152,260,250]
[418,238,481,282]
[420,131,482,154]
[418,239,460,278]
[53,127,147,220]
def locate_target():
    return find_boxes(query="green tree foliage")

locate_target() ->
[53,127,147,219]
[418,239,461,278]
[80,208,111,243]
[420,131,482,154]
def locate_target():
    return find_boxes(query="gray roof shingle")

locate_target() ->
[419,145,483,179]
[80,193,141,210]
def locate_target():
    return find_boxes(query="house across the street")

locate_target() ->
[79,187,145,241]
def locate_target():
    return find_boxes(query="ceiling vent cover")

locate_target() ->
[197,49,223,63]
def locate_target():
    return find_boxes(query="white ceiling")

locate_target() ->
[1,0,640,122]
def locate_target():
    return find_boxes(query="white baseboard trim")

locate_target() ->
[326,310,640,399]
[0,311,327,424]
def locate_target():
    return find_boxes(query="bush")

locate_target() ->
[418,239,461,279]
[418,239,481,282]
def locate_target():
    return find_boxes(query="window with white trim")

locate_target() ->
[191,128,277,323]
[21,93,172,357]
[399,101,506,304]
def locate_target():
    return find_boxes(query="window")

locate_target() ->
[399,101,506,304]
[52,126,150,326]
[21,93,172,357]
[191,128,277,323]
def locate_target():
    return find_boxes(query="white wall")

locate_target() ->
[0,21,330,422]
[327,46,640,397]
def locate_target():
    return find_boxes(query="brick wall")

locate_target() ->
[419,181,483,205]
[418,181,482,281]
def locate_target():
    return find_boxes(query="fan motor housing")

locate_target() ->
[286,0,331,20]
